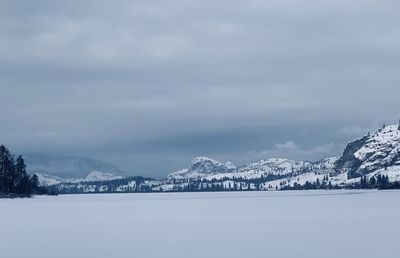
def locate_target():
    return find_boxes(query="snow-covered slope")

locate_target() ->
[165,124,400,190]
[168,156,338,181]
[168,157,236,180]
[24,154,125,178]
[36,173,67,186]
[37,171,124,186]
[84,171,123,182]
[240,157,337,175]
[335,124,400,178]
[38,123,400,192]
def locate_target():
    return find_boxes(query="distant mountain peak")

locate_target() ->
[168,157,236,180]
[24,154,125,178]
[84,171,123,182]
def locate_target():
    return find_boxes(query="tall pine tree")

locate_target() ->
[0,145,45,197]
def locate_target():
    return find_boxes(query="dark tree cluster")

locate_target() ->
[281,179,339,191]
[358,174,391,189]
[0,145,45,197]
[51,176,154,194]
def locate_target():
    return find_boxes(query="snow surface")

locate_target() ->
[1,191,399,258]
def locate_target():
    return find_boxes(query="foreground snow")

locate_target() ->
[1,191,399,258]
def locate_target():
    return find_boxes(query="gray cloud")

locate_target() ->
[0,0,399,176]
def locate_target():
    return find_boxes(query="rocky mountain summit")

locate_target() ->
[168,157,236,180]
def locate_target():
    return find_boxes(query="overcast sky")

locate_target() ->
[1,0,399,176]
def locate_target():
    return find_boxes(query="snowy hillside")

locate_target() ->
[24,154,125,178]
[36,173,67,186]
[84,171,123,182]
[168,156,338,181]
[37,171,124,186]
[163,123,400,191]
[335,124,400,178]
[40,123,400,193]
[168,157,236,180]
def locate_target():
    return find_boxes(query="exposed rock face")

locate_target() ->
[189,157,236,174]
[169,156,339,181]
[334,124,400,178]
[168,157,236,180]
[334,136,368,177]
[238,158,314,175]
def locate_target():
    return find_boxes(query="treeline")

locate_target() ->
[170,173,400,192]
[170,173,295,185]
[49,176,155,194]
[281,174,400,191]
[0,145,47,197]
[356,174,400,190]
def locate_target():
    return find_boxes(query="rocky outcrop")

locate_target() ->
[334,124,400,178]
[168,157,236,180]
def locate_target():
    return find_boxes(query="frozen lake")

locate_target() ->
[1,190,399,258]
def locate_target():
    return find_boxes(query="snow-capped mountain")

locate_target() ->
[84,171,123,182]
[36,171,124,186]
[168,157,236,180]
[239,156,337,175]
[36,173,67,186]
[40,123,400,193]
[168,156,338,181]
[335,124,400,178]
[24,154,125,178]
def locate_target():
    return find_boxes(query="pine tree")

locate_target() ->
[0,145,46,196]
[0,145,13,193]
[369,176,376,187]
[360,176,367,189]
[15,156,29,194]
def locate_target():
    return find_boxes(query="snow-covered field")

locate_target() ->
[1,191,399,258]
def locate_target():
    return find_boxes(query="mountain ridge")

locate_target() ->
[24,154,125,179]
[38,123,400,192]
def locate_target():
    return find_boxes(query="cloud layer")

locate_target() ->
[1,0,399,176]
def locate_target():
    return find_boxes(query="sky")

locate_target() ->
[1,0,400,177]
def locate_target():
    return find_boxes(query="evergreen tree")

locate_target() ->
[360,175,368,189]
[15,156,30,194]
[30,174,39,188]
[377,174,383,186]
[0,145,46,197]
[0,145,13,193]
[369,176,376,187]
